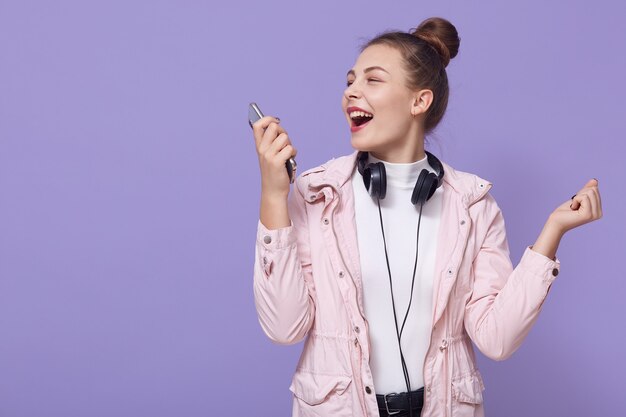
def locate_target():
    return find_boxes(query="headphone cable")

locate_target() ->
[376,197,425,417]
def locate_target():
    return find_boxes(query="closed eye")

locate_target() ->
[345,79,380,86]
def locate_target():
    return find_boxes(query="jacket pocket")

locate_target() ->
[451,370,485,404]
[289,371,353,416]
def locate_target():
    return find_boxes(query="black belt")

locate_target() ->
[376,387,425,416]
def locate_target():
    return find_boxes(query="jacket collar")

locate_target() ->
[303,150,493,207]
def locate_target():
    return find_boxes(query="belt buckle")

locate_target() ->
[384,392,401,416]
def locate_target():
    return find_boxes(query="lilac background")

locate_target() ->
[1,1,624,416]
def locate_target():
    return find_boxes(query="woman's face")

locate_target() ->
[342,44,429,161]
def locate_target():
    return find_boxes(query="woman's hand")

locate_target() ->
[530,179,602,260]
[252,115,297,230]
[548,179,603,235]
[251,116,298,199]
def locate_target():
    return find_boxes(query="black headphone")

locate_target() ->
[356,150,444,405]
[357,150,445,205]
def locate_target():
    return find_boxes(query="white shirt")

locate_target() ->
[351,152,443,394]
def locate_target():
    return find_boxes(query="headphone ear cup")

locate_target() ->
[423,173,438,201]
[411,170,438,205]
[363,165,372,192]
[364,162,387,199]
[371,162,387,199]
[411,170,427,205]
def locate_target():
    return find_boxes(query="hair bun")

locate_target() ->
[411,17,460,68]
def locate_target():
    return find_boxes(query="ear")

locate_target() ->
[411,89,434,116]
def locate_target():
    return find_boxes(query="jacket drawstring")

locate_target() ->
[439,305,452,417]
[448,339,452,417]
[439,336,452,417]
[440,333,470,416]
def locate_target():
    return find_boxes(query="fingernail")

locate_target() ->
[276,117,281,122]
[571,194,576,200]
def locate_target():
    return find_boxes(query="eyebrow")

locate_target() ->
[346,66,390,77]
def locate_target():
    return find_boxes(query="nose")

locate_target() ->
[344,82,361,100]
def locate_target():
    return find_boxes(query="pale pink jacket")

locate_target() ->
[253,150,561,417]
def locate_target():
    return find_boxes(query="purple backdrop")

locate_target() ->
[1,1,624,416]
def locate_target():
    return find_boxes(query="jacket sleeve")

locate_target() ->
[464,193,561,361]
[252,177,316,345]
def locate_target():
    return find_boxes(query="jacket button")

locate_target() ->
[262,256,267,265]
[263,235,272,244]
[426,385,431,393]
[323,218,329,225]
[365,386,372,394]
[552,268,559,277]
[354,326,360,333]
[460,220,465,225]
[338,271,345,278]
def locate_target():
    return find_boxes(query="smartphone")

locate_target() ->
[248,102,297,184]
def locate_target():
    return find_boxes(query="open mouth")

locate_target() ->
[350,111,374,128]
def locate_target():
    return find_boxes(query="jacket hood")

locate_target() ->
[300,150,493,207]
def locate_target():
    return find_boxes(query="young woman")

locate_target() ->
[250,17,602,417]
